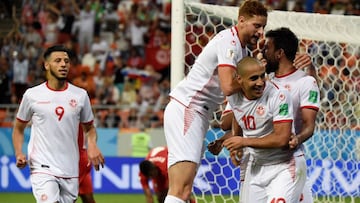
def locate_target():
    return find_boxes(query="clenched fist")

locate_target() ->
[207,139,224,155]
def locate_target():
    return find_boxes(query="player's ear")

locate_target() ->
[277,48,285,59]
[237,15,247,26]
[43,61,49,71]
[236,74,242,84]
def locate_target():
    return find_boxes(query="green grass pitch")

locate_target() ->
[0,193,358,203]
[0,193,145,203]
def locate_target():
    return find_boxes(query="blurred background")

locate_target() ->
[0,0,359,202]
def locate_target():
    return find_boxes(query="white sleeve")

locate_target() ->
[80,91,95,123]
[300,76,320,110]
[271,89,294,122]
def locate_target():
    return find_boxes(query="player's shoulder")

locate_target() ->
[213,27,237,41]
[292,69,314,81]
[67,82,89,94]
[295,73,318,88]
[24,82,46,94]
[265,81,290,98]
[216,27,232,36]
[265,80,283,92]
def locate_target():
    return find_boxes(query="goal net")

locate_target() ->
[178,1,360,203]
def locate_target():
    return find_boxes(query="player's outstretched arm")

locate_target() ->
[82,123,105,171]
[12,120,28,168]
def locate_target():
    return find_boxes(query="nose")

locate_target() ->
[256,77,265,86]
[60,59,68,67]
[258,27,264,36]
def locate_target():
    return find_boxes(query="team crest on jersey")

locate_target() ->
[284,84,291,91]
[279,93,286,101]
[69,99,77,108]
[256,105,265,116]
[41,194,48,201]
[226,49,235,59]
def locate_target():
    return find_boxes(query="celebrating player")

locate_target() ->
[262,27,320,203]
[222,56,306,202]
[163,1,268,202]
[209,28,320,202]
[12,45,104,203]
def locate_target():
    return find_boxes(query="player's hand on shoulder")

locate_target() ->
[294,53,312,70]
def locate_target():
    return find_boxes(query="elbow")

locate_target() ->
[219,121,230,131]
[221,84,236,96]
[222,88,235,96]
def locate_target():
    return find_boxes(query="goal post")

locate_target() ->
[171,1,360,202]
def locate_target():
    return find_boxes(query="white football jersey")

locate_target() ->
[227,81,294,165]
[170,26,247,117]
[16,82,94,177]
[269,69,320,155]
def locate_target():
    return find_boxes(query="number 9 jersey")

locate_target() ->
[16,82,94,178]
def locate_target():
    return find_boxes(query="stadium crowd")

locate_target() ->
[0,0,359,129]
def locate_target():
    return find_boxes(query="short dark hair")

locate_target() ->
[265,27,299,61]
[139,160,155,177]
[43,45,71,60]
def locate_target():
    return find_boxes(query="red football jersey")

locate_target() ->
[139,146,168,193]
[78,125,93,194]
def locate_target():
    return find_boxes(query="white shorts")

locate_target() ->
[300,177,314,203]
[31,173,78,203]
[164,99,209,167]
[240,155,306,203]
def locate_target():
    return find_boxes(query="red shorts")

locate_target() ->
[79,149,93,195]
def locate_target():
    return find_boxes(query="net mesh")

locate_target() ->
[184,1,360,202]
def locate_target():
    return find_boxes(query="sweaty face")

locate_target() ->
[239,63,266,100]
[263,38,279,74]
[45,51,70,81]
[242,16,267,46]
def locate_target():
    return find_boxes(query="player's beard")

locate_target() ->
[49,68,67,81]
[249,35,259,46]
[265,60,279,74]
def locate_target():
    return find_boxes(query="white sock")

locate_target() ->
[164,195,186,203]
